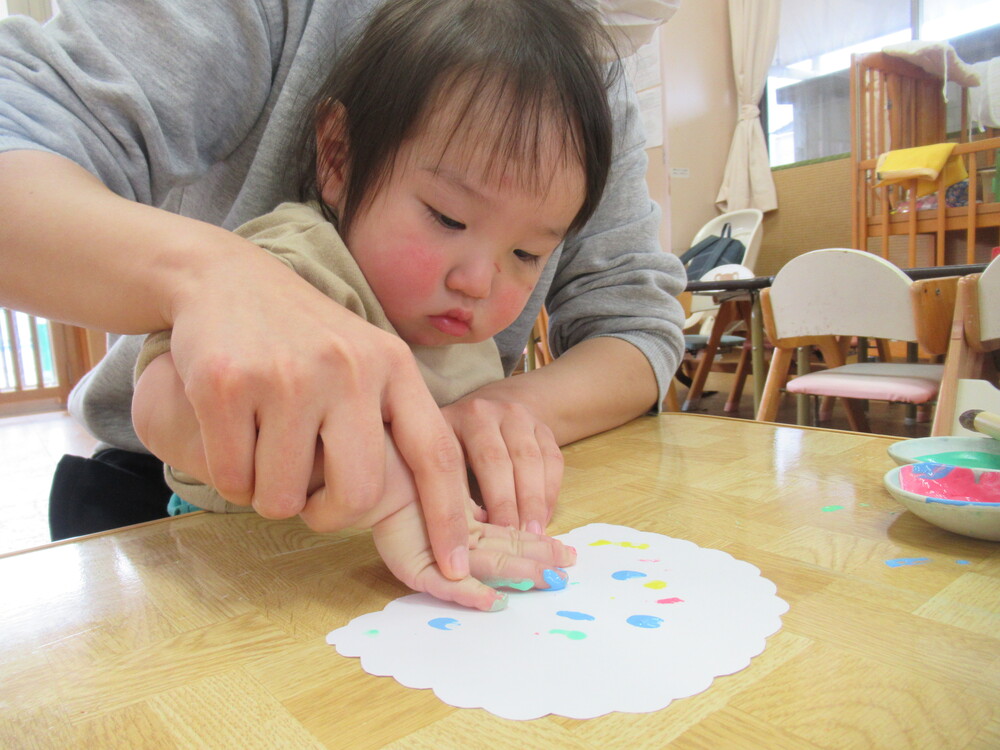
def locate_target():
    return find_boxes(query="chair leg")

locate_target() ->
[841,397,871,432]
[756,346,794,422]
[724,344,752,412]
[683,300,739,411]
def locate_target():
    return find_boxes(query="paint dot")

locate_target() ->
[482,577,534,591]
[556,610,595,621]
[822,505,844,512]
[589,540,649,549]
[428,617,460,631]
[885,557,931,568]
[626,614,663,629]
[643,580,667,590]
[956,559,970,565]
[612,570,646,580]
[638,558,661,563]
[549,629,587,640]
[542,568,568,591]
[657,597,683,604]
[364,629,379,636]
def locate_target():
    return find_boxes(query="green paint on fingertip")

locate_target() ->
[489,591,510,612]
[482,578,534,591]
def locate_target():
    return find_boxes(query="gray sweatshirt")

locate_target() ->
[0,0,685,453]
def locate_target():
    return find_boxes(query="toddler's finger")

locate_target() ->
[475,523,577,568]
[469,548,571,592]
[411,569,510,612]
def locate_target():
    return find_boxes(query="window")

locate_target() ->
[766,0,1000,167]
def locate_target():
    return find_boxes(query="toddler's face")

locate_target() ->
[322,108,586,347]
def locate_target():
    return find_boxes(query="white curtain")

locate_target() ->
[715,0,780,213]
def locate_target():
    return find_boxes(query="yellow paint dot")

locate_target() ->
[644,580,667,589]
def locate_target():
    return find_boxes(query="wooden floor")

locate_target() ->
[0,370,931,557]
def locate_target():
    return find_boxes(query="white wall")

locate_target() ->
[659,0,737,254]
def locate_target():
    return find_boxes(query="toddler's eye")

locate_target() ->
[514,249,541,266]
[433,210,465,230]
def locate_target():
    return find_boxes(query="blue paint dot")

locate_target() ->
[428,617,460,631]
[611,570,646,580]
[885,557,931,568]
[556,610,595,621]
[627,614,663,629]
[956,559,970,565]
[542,568,568,591]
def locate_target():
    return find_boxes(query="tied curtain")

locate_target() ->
[715,0,780,212]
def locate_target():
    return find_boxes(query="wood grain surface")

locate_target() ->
[2,414,998,749]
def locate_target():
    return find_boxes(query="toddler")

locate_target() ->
[132,0,618,611]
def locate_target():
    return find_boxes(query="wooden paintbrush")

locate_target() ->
[958,409,1000,442]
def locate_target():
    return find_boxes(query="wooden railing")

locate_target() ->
[0,309,105,415]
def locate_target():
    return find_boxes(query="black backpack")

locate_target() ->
[679,223,746,282]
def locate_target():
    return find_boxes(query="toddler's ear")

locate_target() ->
[316,100,350,207]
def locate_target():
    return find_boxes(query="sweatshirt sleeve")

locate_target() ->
[545,72,686,409]
[0,0,282,205]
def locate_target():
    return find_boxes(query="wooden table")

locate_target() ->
[3,414,999,748]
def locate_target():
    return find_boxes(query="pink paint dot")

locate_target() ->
[657,597,684,604]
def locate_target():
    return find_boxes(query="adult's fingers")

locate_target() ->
[386,360,472,581]
[185,359,258,507]
[249,399,320,519]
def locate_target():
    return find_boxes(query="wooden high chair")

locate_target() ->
[755,248,957,431]
[932,255,1000,435]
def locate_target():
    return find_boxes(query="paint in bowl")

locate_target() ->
[883,463,1000,541]
[887,435,1000,470]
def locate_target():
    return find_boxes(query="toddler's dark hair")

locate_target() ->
[300,0,620,237]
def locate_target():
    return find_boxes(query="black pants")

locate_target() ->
[48,449,172,541]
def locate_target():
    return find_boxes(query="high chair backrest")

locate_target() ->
[764,248,917,345]
[931,256,1000,436]
[970,256,1000,348]
[689,209,764,274]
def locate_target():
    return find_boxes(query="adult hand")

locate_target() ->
[166,233,473,579]
[442,395,563,534]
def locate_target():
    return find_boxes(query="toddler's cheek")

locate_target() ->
[489,284,536,331]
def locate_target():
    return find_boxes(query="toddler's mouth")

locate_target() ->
[428,309,472,337]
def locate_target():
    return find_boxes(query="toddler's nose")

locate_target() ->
[446,255,495,299]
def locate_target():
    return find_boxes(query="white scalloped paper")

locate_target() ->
[327,523,788,720]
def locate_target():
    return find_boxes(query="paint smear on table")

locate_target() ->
[328,523,788,720]
[885,557,931,567]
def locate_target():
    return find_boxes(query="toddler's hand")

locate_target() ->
[372,499,576,611]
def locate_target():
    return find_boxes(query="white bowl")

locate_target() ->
[887,435,1000,469]
[883,465,1000,541]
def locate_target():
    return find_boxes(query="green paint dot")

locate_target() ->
[549,629,587,640]
[822,505,844,512]
[365,629,379,636]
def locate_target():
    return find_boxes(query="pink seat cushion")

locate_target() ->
[785,363,943,403]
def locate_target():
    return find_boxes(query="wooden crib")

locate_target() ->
[850,51,1000,267]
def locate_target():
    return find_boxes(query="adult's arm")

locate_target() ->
[0,2,474,580]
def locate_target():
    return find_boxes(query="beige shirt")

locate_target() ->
[136,202,503,512]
